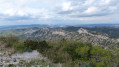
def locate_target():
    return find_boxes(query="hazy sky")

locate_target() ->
[0,0,119,26]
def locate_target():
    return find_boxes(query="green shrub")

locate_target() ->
[27,48,33,52]
[12,41,27,53]
[0,35,19,47]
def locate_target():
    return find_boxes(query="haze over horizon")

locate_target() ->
[0,0,119,26]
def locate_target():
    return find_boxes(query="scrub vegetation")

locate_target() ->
[0,35,119,67]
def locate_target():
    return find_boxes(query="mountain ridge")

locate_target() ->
[22,27,118,49]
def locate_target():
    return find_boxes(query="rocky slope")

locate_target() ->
[0,48,53,67]
[22,28,118,48]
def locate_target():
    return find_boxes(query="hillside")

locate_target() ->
[21,28,118,49]
[61,26,119,38]
[0,25,119,49]
[1,35,119,67]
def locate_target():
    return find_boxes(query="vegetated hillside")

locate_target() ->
[0,26,119,48]
[0,35,57,67]
[0,24,50,30]
[85,26,119,38]
[0,27,41,36]
[1,26,119,67]
[1,35,119,67]
[22,28,118,49]
[61,26,119,38]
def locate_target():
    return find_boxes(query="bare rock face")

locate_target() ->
[22,28,118,48]
[78,28,88,34]
[52,31,65,36]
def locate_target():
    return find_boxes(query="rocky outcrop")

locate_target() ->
[0,50,45,66]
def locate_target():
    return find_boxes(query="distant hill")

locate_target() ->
[61,26,119,38]
[85,27,119,38]
[21,27,118,49]
[0,24,50,30]
[1,24,119,30]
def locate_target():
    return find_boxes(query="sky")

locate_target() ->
[0,0,119,26]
